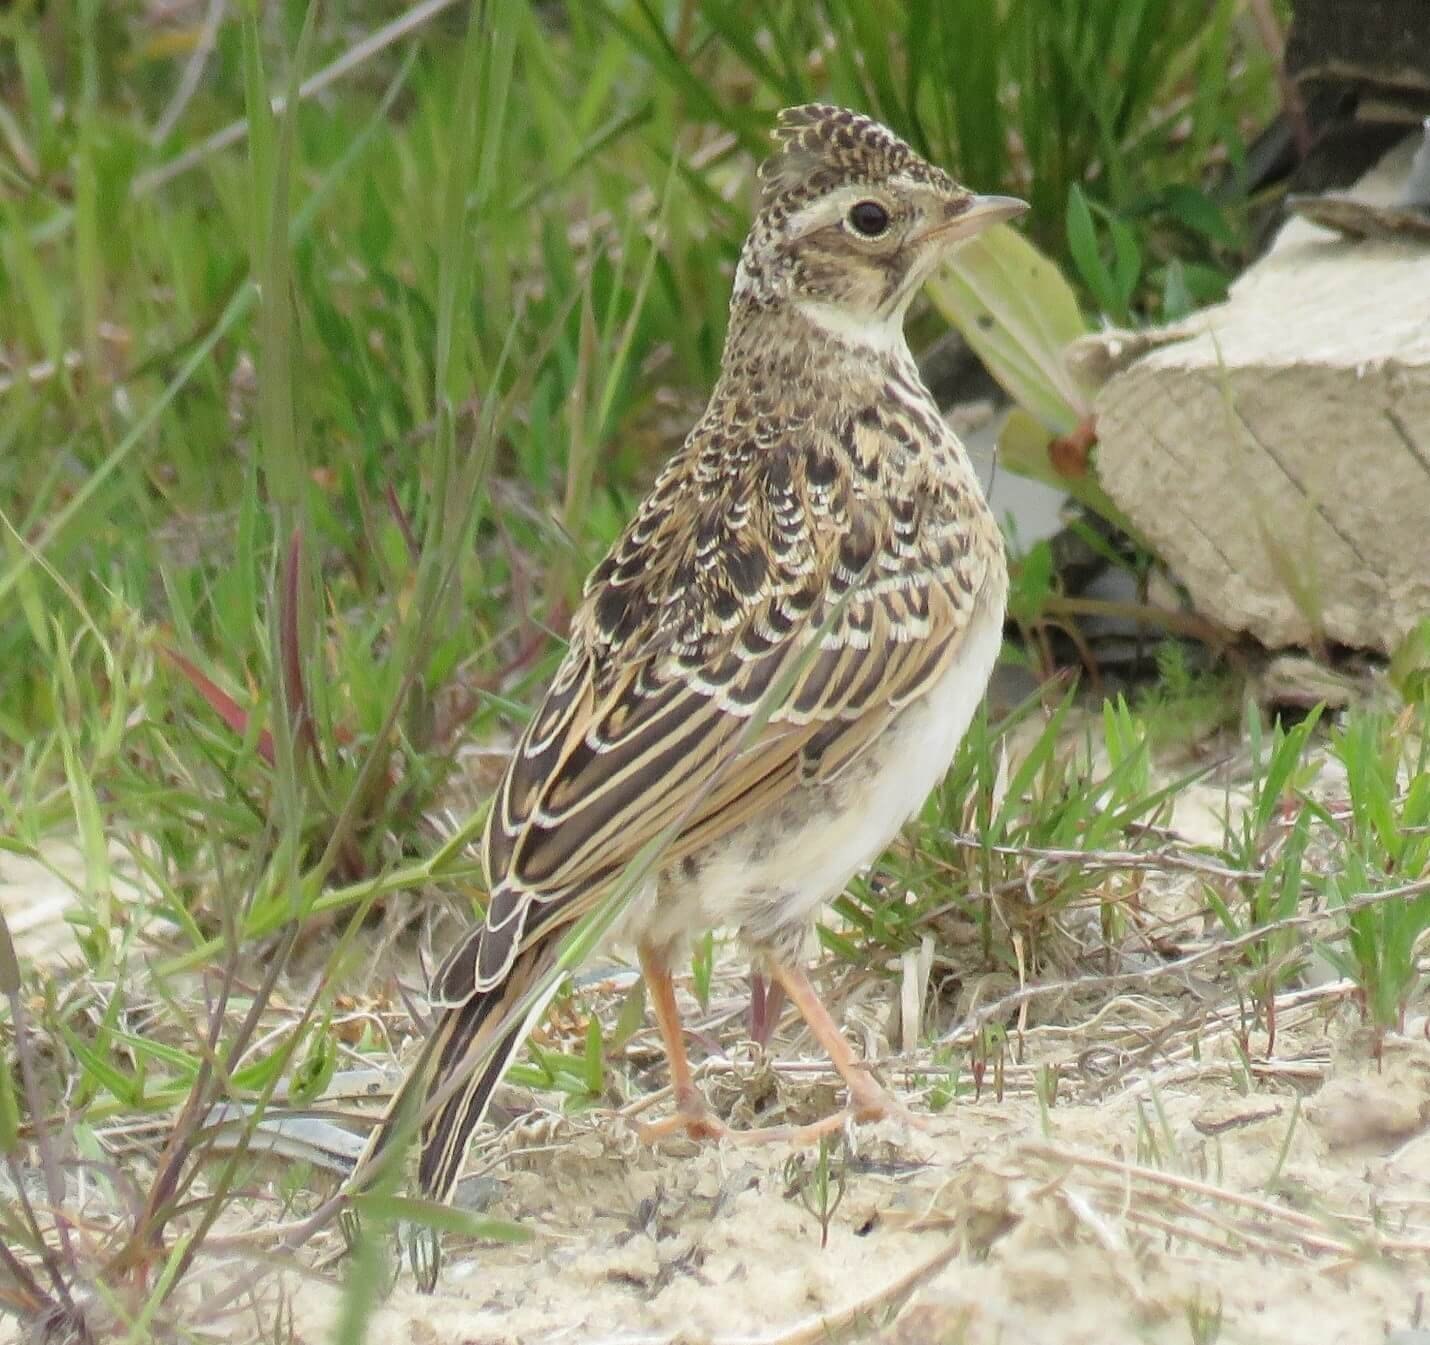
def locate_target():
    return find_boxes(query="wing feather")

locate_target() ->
[461,405,1000,996]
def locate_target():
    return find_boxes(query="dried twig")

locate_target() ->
[934,834,1263,884]
[149,0,228,147]
[132,0,463,197]
[1026,1141,1430,1259]
[937,878,1430,1048]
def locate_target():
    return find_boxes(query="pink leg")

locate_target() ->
[635,942,729,1143]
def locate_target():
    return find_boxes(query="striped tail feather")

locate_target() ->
[352,937,562,1207]
[417,940,561,1202]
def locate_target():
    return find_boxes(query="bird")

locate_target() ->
[367,104,1024,1214]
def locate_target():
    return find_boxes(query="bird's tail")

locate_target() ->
[418,940,561,1201]
[355,938,561,1205]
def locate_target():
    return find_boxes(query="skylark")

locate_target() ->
[377,105,1023,1208]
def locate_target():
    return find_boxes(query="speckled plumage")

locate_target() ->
[371,106,1024,1212]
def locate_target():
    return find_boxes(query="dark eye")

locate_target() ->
[847,200,890,237]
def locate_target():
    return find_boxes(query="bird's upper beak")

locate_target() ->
[917,192,1029,246]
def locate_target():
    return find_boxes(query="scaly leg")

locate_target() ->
[748,969,786,1049]
[749,956,926,1142]
[634,948,922,1147]
[635,942,730,1143]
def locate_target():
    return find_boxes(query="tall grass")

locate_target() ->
[0,0,550,1334]
[9,4,1406,1338]
[1,2,1280,757]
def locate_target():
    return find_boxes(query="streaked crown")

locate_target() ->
[732,104,1026,330]
[758,104,957,213]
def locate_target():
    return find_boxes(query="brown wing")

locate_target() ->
[451,401,999,997]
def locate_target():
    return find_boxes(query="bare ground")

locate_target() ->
[3,762,1429,1344]
[290,751,1430,1343]
[275,969,1429,1345]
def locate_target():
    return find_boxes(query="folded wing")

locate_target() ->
[445,410,994,1000]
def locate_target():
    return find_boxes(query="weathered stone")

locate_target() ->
[1081,135,1430,654]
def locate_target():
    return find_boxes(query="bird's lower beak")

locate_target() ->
[918,193,1029,246]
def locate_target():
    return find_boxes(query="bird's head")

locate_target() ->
[733,105,1027,345]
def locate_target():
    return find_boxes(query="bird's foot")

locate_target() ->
[846,1074,929,1131]
[636,1075,925,1147]
[725,1076,927,1147]
[636,1087,732,1145]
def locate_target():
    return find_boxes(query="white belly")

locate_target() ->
[624,592,1005,957]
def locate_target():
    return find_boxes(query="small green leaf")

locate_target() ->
[231,1046,288,1095]
[691,930,714,1012]
[348,1193,530,1243]
[0,909,21,996]
[0,1055,20,1154]
[815,926,863,961]
[1204,888,1240,937]
[1160,259,1192,320]
[1160,184,1238,248]
[1007,540,1055,626]
[110,1030,200,1078]
[1390,618,1430,703]
[1106,211,1142,311]
[582,1015,604,1096]
[608,977,647,1055]
[1065,185,1116,316]
[288,1021,337,1107]
[59,1024,140,1106]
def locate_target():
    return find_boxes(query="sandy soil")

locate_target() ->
[4,761,1428,1345]
[277,991,1430,1345]
[277,765,1430,1345]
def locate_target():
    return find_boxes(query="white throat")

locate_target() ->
[795,300,912,359]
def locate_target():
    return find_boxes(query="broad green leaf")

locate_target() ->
[927,223,1090,436]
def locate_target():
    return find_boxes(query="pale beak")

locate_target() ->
[918,193,1029,246]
